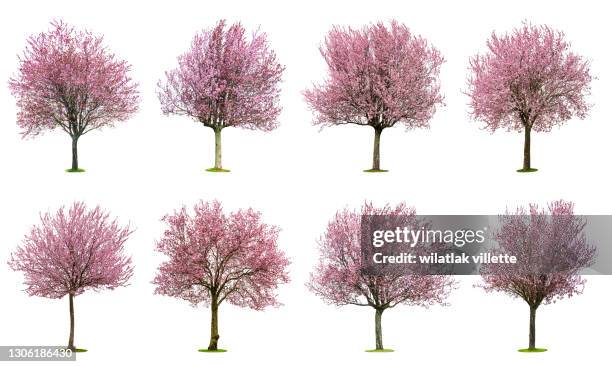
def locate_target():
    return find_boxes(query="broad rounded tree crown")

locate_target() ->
[467,22,592,132]
[158,20,285,131]
[304,21,445,130]
[9,20,140,138]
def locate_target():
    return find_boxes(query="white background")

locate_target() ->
[1,0,610,366]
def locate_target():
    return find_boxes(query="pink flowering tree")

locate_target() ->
[158,20,284,172]
[467,22,592,172]
[8,20,140,172]
[479,200,595,352]
[153,201,290,351]
[308,202,455,351]
[304,21,444,172]
[8,202,133,351]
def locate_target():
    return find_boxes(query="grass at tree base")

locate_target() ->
[363,169,389,173]
[365,348,394,352]
[198,348,228,353]
[518,348,547,353]
[205,168,231,173]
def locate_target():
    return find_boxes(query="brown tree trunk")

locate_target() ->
[374,308,384,350]
[67,294,75,351]
[522,125,531,171]
[208,300,220,350]
[214,128,222,170]
[528,305,537,350]
[71,136,79,171]
[372,127,382,170]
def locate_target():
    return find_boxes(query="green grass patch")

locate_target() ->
[516,168,538,173]
[518,348,547,353]
[205,168,231,173]
[365,348,394,353]
[363,169,389,173]
[198,348,228,353]
[65,168,86,173]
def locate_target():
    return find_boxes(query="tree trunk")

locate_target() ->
[71,136,79,171]
[522,125,531,171]
[374,308,384,350]
[67,294,75,351]
[208,300,220,350]
[528,305,537,350]
[372,127,382,171]
[214,128,222,170]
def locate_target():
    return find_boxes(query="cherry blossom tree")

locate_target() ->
[158,20,284,172]
[153,200,290,351]
[8,20,140,172]
[8,202,134,351]
[479,200,595,351]
[308,202,455,351]
[467,22,592,172]
[304,21,444,172]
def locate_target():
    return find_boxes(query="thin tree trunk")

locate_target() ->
[208,300,220,350]
[71,136,79,171]
[67,294,75,351]
[528,305,537,350]
[372,127,382,170]
[374,308,384,350]
[214,128,222,169]
[522,125,531,170]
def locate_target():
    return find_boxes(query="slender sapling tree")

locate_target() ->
[8,202,134,351]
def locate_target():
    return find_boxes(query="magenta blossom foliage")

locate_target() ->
[8,20,139,137]
[310,202,453,308]
[480,200,595,305]
[153,200,290,350]
[304,21,444,170]
[8,20,139,170]
[479,200,595,350]
[157,20,284,170]
[305,21,444,128]
[8,202,134,298]
[158,20,284,130]
[467,22,592,133]
[308,202,454,350]
[154,200,290,308]
[467,22,592,171]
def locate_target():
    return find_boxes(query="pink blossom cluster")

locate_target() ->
[479,200,596,306]
[308,202,455,309]
[158,20,284,131]
[8,20,139,138]
[467,22,592,132]
[153,200,290,310]
[8,202,133,298]
[304,21,445,130]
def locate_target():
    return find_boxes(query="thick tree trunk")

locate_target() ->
[372,127,383,170]
[67,294,75,351]
[208,301,220,350]
[214,128,222,170]
[374,308,384,350]
[522,125,531,171]
[528,305,537,350]
[71,136,79,171]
